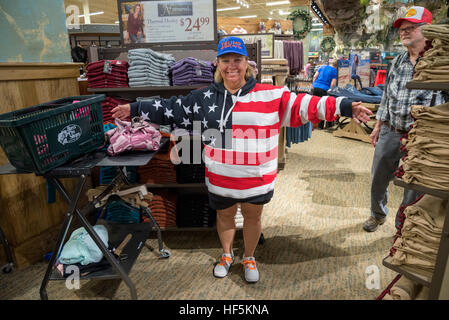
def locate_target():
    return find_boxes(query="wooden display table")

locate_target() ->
[333,103,378,144]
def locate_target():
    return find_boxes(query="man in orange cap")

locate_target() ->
[364,6,445,232]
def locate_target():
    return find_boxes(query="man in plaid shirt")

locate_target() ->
[364,6,445,232]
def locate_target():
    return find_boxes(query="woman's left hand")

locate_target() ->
[351,101,373,124]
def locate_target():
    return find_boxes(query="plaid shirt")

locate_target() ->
[376,51,444,131]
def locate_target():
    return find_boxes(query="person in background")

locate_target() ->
[126,4,145,43]
[112,37,372,283]
[363,6,445,232]
[312,59,339,128]
[303,58,313,79]
[351,54,363,90]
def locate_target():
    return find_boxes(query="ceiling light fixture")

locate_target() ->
[266,1,290,6]
[217,6,241,11]
[239,15,257,18]
[235,0,249,8]
[78,11,104,18]
[279,10,290,15]
[310,1,329,25]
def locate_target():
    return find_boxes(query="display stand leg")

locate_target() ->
[39,175,85,300]
[40,174,138,300]
[0,226,14,274]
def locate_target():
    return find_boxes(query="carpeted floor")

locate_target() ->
[0,130,403,300]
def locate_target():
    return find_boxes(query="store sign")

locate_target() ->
[118,0,217,45]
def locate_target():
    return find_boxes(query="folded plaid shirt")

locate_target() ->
[376,51,445,131]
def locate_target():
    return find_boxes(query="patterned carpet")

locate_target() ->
[0,130,403,300]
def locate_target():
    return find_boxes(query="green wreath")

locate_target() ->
[287,9,312,40]
[321,36,336,53]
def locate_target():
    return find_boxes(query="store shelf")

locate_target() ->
[383,256,432,287]
[146,183,206,189]
[394,178,449,199]
[49,222,153,281]
[406,81,449,91]
[160,227,216,232]
[88,85,204,93]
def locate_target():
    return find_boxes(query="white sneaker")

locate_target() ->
[213,252,234,278]
[242,257,259,283]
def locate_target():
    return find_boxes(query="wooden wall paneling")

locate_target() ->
[0,63,86,269]
[217,17,292,35]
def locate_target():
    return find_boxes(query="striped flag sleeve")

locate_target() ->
[280,91,347,127]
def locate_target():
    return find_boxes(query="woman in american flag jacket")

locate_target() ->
[112,36,372,283]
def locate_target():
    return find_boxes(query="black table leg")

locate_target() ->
[0,226,14,274]
[39,175,86,300]
[45,174,138,300]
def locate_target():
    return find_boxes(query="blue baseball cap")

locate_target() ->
[217,36,247,57]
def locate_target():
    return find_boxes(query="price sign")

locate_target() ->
[118,0,217,45]
[179,17,210,32]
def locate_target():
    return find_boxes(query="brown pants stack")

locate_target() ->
[401,103,449,190]
[390,194,447,275]
[414,25,449,82]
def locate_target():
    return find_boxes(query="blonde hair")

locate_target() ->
[214,58,256,83]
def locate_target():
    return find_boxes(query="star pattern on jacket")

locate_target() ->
[202,117,208,128]
[183,105,192,115]
[193,103,201,114]
[164,108,174,118]
[209,136,216,146]
[208,104,218,113]
[203,90,213,99]
[216,118,228,129]
[181,117,191,128]
[176,98,182,106]
[141,111,149,121]
[153,100,163,110]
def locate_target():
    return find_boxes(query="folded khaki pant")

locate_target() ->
[411,103,449,121]
[391,195,447,272]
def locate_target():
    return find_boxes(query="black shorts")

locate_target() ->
[208,190,274,211]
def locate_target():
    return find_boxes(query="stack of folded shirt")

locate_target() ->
[175,163,206,183]
[144,190,177,228]
[328,84,382,104]
[87,60,129,88]
[389,194,447,275]
[138,158,177,184]
[176,194,216,228]
[101,96,132,123]
[169,57,214,86]
[414,24,449,82]
[127,48,175,87]
[399,102,449,190]
[137,145,176,184]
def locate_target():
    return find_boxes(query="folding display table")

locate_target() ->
[0,138,170,300]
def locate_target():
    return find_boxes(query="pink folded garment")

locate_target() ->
[105,118,162,156]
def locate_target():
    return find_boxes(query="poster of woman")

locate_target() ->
[123,2,145,44]
[350,54,363,90]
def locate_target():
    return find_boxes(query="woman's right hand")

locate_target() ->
[111,104,131,120]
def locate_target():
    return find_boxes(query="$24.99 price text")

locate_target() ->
[179,17,210,32]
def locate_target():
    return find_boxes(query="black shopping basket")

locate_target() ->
[0,94,106,174]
